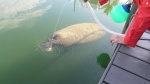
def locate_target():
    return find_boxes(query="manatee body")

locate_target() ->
[45,23,106,51]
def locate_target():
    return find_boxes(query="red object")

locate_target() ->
[98,0,108,6]
[124,0,150,47]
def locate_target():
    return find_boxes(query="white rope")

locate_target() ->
[54,1,68,32]
[86,2,125,36]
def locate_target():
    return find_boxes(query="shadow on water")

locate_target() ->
[97,53,111,69]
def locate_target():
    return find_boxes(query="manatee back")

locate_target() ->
[53,23,106,46]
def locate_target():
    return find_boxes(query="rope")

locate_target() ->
[54,1,68,32]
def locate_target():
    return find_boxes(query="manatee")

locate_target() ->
[45,23,106,51]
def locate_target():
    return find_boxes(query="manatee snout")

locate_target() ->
[45,38,53,51]
[45,34,60,51]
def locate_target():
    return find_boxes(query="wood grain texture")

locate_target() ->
[114,52,150,80]
[119,45,150,63]
[138,32,150,50]
[104,65,150,84]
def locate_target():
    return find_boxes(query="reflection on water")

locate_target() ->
[97,53,111,69]
[0,0,52,30]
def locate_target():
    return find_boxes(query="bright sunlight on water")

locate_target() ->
[0,0,125,84]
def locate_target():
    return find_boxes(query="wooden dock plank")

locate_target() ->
[137,40,150,51]
[146,30,150,34]
[99,31,150,84]
[104,65,150,84]
[138,33,150,50]
[113,52,150,80]
[141,32,150,40]
[119,45,150,63]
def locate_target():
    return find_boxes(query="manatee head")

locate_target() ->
[45,33,66,51]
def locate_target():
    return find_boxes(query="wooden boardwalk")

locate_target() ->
[98,30,150,84]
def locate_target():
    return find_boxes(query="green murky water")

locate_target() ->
[0,0,125,84]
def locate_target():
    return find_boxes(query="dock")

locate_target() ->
[98,2,150,84]
[98,30,150,84]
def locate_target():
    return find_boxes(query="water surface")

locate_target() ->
[0,0,125,84]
